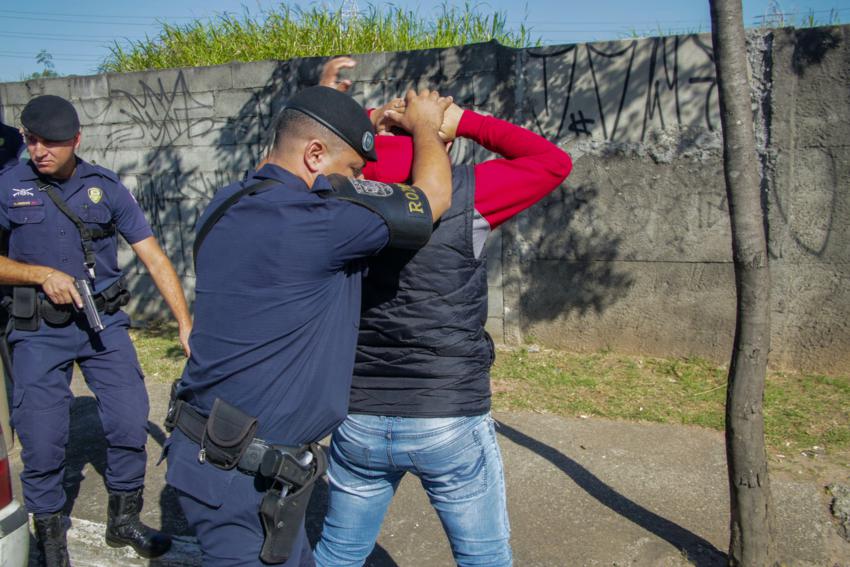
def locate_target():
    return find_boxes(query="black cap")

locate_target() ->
[21,95,80,142]
[284,86,377,162]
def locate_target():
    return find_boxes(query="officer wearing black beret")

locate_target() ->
[165,85,453,565]
[285,86,378,161]
[20,94,81,143]
[0,94,193,565]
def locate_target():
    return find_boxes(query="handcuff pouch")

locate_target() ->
[200,398,258,470]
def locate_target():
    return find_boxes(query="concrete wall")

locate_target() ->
[1,26,847,373]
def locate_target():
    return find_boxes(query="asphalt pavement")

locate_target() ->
[9,376,849,566]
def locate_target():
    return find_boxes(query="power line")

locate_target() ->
[0,14,179,27]
[0,33,139,45]
[509,18,709,25]
[0,50,101,62]
[511,6,849,25]
[0,8,198,20]
[0,55,102,63]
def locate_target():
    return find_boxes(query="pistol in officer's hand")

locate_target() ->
[74,279,105,332]
[40,269,83,308]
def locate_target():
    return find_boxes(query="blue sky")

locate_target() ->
[1,0,846,82]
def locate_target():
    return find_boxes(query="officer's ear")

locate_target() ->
[303,139,326,174]
[72,132,82,151]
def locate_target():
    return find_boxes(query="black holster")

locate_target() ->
[259,443,327,564]
[165,391,327,564]
[95,278,130,315]
[12,287,74,329]
[7,278,131,333]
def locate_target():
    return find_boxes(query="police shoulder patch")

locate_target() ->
[88,187,103,204]
[349,179,393,198]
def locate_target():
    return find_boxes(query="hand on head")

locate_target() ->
[438,103,463,143]
[371,98,405,134]
[376,95,462,143]
[319,56,356,92]
[383,89,452,135]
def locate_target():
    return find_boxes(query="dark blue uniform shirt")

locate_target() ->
[179,164,389,445]
[0,159,152,291]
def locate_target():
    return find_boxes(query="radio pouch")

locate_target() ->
[12,287,39,331]
[199,398,258,470]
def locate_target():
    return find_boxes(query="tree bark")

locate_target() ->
[708,1,776,565]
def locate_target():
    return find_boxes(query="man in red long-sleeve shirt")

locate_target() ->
[315,60,572,567]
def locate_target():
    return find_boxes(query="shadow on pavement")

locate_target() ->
[63,396,107,515]
[62,395,191,536]
[148,419,191,536]
[495,421,727,567]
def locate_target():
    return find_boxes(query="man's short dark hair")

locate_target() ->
[272,108,345,151]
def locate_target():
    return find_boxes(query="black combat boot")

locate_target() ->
[104,488,172,558]
[33,511,70,567]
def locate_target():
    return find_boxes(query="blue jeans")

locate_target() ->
[314,413,512,567]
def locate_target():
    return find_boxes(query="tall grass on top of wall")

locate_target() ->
[101,3,538,73]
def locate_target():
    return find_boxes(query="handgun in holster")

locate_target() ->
[258,443,327,564]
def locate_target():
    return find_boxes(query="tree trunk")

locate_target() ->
[708,1,776,565]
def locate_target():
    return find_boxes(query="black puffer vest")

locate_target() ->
[349,165,494,417]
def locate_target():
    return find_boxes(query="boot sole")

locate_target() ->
[105,535,172,559]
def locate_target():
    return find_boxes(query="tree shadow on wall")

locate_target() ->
[790,26,842,76]
[767,26,843,263]
[216,40,517,175]
[115,145,208,317]
[511,183,634,323]
[509,33,731,324]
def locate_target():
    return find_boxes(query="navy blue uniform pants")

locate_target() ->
[9,310,149,514]
[167,430,314,566]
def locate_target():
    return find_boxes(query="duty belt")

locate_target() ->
[165,398,314,486]
[165,389,327,564]
[7,278,131,330]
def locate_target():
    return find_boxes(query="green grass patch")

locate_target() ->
[491,348,849,458]
[129,321,186,384]
[130,324,849,460]
[101,2,538,73]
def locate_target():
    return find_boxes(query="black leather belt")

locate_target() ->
[167,399,313,486]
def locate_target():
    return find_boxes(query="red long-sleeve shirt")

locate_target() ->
[365,110,572,233]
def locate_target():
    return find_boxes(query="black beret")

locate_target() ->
[284,86,377,162]
[21,95,80,141]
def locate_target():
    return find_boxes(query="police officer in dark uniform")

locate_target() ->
[164,85,452,566]
[0,95,193,566]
